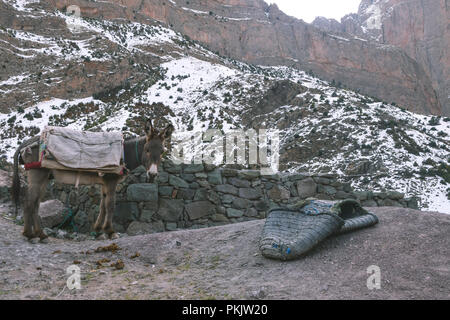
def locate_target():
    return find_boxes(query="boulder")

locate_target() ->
[38,199,66,228]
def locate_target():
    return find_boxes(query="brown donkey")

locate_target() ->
[11,119,174,242]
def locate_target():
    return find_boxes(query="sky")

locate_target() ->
[266,0,362,23]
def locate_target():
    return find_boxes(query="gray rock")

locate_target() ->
[216,184,238,195]
[176,189,196,200]
[194,188,208,201]
[127,183,158,202]
[222,194,234,204]
[166,222,178,231]
[208,169,223,185]
[198,180,210,188]
[342,183,352,193]
[335,191,353,200]
[261,173,280,181]
[251,180,261,187]
[379,198,403,207]
[245,208,259,217]
[183,163,204,173]
[317,185,337,196]
[296,178,317,199]
[157,199,184,222]
[227,208,244,218]
[38,199,66,228]
[164,162,182,173]
[156,172,169,184]
[222,168,238,177]
[361,200,378,207]
[387,191,405,200]
[114,202,139,225]
[169,175,189,189]
[180,173,195,183]
[140,209,156,223]
[405,197,419,210]
[353,191,370,201]
[268,185,290,200]
[194,172,208,179]
[239,187,263,200]
[73,210,89,233]
[313,176,332,185]
[288,173,308,181]
[254,200,270,211]
[228,177,251,188]
[233,197,252,209]
[207,190,221,205]
[159,186,174,197]
[131,165,146,175]
[185,201,216,220]
[216,206,227,215]
[238,170,260,180]
[211,214,229,222]
[190,182,200,189]
[374,192,388,199]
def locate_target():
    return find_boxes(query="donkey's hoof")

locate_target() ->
[29,237,40,244]
[96,233,108,241]
[109,233,120,240]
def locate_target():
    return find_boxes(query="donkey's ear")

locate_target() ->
[144,119,154,137]
[160,123,174,140]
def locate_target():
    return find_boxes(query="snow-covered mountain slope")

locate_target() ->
[0,0,449,213]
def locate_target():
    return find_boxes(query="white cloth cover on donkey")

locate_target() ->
[40,126,124,172]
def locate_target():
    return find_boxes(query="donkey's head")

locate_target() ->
[142,119,174,178]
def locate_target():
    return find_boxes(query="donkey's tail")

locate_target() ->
[11,135,40,216]
[12,145,22,217]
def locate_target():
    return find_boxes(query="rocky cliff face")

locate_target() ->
[314,0,449,116]
[43,0,442,115]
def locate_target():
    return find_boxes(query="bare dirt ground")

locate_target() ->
[0,203,449,300]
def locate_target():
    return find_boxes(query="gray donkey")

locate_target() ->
[11,119,174,242]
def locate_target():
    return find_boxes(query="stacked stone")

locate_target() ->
[9,161,418,235]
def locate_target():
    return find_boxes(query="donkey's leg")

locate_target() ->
[102,178,119,239]
[24,169,49,242]
[93,185,107,234]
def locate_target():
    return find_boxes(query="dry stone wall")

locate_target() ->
[34,160,418,235]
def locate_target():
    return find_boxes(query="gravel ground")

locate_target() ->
[0,202,449,300]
